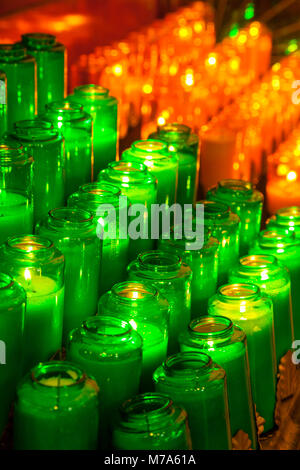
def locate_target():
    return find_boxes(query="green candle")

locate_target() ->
[113,393,191,450]
[14,362,99,450]
[36,208,101,341]
[67,181,129,295]
[0,70,7,137]
[250,228,300,340]
[0,236,64,374]
[229,254,294,366]
[98,281,169,391]
[98,160,157,259]
[127,251,192,355]
[21,34,66,114]
[67,85,118,177]
[154,352,232,450]
[41,101,93,198]
[149,123,199,205]
[208,284,276,432]
[267,206,300,239]
[121,139,178,206]
[0,44,36,131]
[67,316,143,449]
[0,273,25,437]
[179,316,257,448]
[207,179,263,256]
[9,120,64,224]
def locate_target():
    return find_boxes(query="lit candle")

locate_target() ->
[267,206,300,239]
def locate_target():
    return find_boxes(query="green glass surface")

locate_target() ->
[149,123,199,205]
[36,208,101,341]
[98,281,169,391]
[98,160,157,259]
[41,101,92,198]
[8,119,64,224]
[0,273,25,437]
[14,362,99,450]
[67,316,143,449]
[179,316,257,447]
[0,44,36,131]
[121,139,178,206]
[208,284,276,432]
[22,33,66,114]
[267,206,300,240]
[68,85,117,177]
[250,229,300,340]
[0,70,7,137]
[207,179,263,256]
[0,142,33,244]
[229,254,294,366]
[196,200,240,286]
[68,181,129,295]
[154,352,232,450]
[113,393,191,450]
[0,236,64,374]
[127,250,192,355]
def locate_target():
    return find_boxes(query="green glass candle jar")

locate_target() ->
[113,393,191,450]
[22,33,66,114]
[0,235,64,374]
[154,352,232,450]
[159,227,219,318]
[9,119,64,224]
[0,44,36,131]
[250,229,300,340]
[207,179,263,256]
[267,206,300,239]
[98,281,169,391]
[98,160,157,259]
[127,251,192,355]
[179,316,257,448]
[42,101,92,197]
[67,181,129,295]
[196,200,240,286]
[229,255,294,366]
[67,85,117,176]
[121,140,178,206]
[36,208,101,341]
[0,273,25,437]
[0,70,7,137]
[208,284,276,432]
[149,123,199,206]
[14,362,99,450]
[0,142,34,244]
[67,315,143,449]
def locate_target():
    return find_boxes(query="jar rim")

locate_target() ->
[188,316,234,339]
[13,120,58,141]
[276,206,300,221]
[120,393,173,421]
[7,235,53,253]
[198,200,230,219]
[157,123,191,142]
[258,228,296,246]
[31,361,86,389]
[137,250,182,272]
[22,33,56,49]
[0,143,33,166]
[74,84,109,96]
[132,139,168,155]
[218,283,260,300]
[111,281,158,302]
[83,315,133,338]
[163,352,213,377]
[49,207,94,225]
[79,181,121,198]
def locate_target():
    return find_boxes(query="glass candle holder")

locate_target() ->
[207,179,263,256]
[98,160,157,259]
[0,235,64,373]
[250,228,300,339]
[197,200,240,286]
[148,123,199,205]
[121,140,178,206]
[42,101,93,197]
[266,206,300,240]
[67,181,129,295]
[113,393,191,450]
[127,250,192,354]
[22,33,66,114]
[67,316,143,449]
[229,254,294,366]
[0,44,36,131]
[179,316,257,448]
[0,70,7,137]
[208,284,276,432]
[159,227,219,318]
[153,352,232,450]
[98,281,169,391]
[9,120,64,224]
[14,361,99,450]
[35,208,101,341]
[0,273,25,437]
[0,141,34,244]
[68,85,118,176]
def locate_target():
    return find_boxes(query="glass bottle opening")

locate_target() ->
[13,120,56,141]
[189,316,233,339]
[45,101,84,120]
[240,254,277,268]
[0,272,14,290]
[218,179,253,199]
[132,140,167,154]
[157,123,191,142]
[7,235,53,253]
[137,251,182,273]
[80,182,121,198]
[83,315,133,337]
[199,200,230,219]
[276,206,300,222]
[258,228,296,247]
[120,393,173,422]
[49,207,94,227]
[31,362,85,388]
[22,33,56,49]
[74,84,109,97]
[0,144,32,166]
[0,44,26,61]
[164,352,212,377]
[218,283,260,300]
[112,281,157,302]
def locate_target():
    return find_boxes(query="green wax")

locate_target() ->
[140,327,168,391]
[101,239,129,293]
[0,190,33,244]
[267,206,300,240]
[0,71,7,137]
[175,151,198,205]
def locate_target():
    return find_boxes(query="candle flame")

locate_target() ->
[24,268,31,283]
[287,171,297,182]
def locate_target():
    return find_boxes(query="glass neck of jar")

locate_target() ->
[217,283,260,303]
[131,140,168,159]
[31,362,86,396]
[45,101,84,121]
[188,316,234,343]
[276,207,300,226]
[22,33,56,50]
[0,44,26,62]
[111,281,158,305]
[106,161,149,184]
[162,352,213,379]
[238,254,280,276]
[0,144,32,167]
[5,235,56,263]
[258,229,296,249]
[216,179,253,201]
[48,208,94,232]
[74,85,109,100]
[157,123,191,145]
[81,315,134,344]
[137,251,182,274]
[199,200,231,221]
[13,120,57,142]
